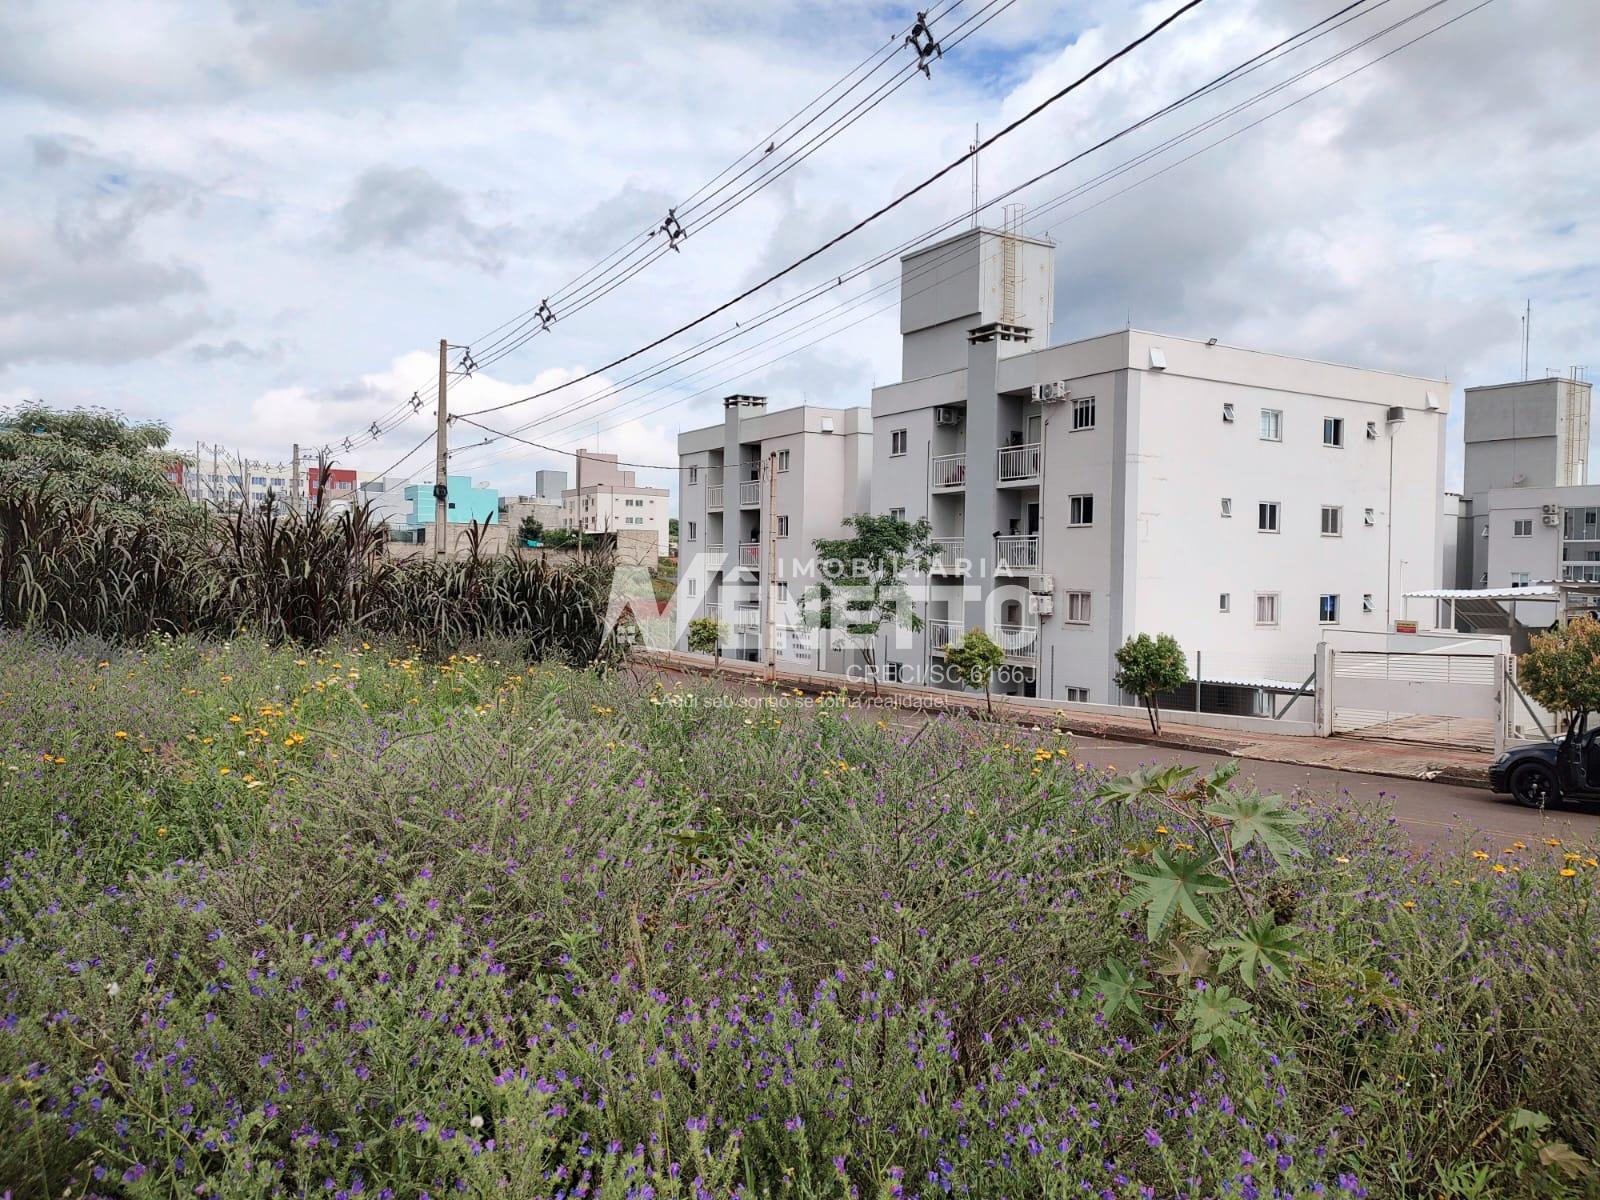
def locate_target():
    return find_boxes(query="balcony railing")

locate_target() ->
[739,479,761,507]
[703,602,722,623]
[931,453,967,489]
[997,442,1042,483]
[738,542,761,570]
[1563,562,1600,582]
[929,537,966,574]
[995,535,1041,571]
[706,541,724,555]
[732,604,761,632]
[928,619,962,654]
[706,484,724,510]
[995,623,1039,661]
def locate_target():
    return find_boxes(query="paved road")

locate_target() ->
[1066,734,1600,851]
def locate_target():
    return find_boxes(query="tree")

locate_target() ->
[541,528,579,550]
[0,402,190,521]
[801,513,932,692]
[1519,619,1600,773]
[944,629,1005,716]
[1114,632,1190,735]
[517,514,545,545]
[687,616,725,668]
[668,517,680,541]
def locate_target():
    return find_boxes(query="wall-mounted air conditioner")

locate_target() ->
[1029,574,1054,594]
[1027,594,1054,616]
[1386,406,1406,423]
[1543,504,1560,515]
[1544,513,1561,526]
[934,406,963,426]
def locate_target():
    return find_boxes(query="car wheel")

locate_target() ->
[1509,762,1559,809]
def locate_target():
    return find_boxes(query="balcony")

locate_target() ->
[732,604,761,633]
[995,623,1039,662]
[702,601,722,624]
[997,442,1042,484]
[706,484,724,510]
[928,619,962,654]
[706,541,724,555]
[931,453,967,490]
[1564,562,1600,582]
[739,479,761,507]
[995,535,1041,572]
[929,537,966,574]
[738,542,761,570]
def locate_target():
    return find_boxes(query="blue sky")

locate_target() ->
[1,0,1596,498]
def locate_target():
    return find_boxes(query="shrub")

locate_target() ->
[1114,631,1190,734]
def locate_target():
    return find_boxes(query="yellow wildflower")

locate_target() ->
[1471,850,1489,860]
[1492,864,1507,874]
[114,731,129,740]
[1561,868,1577,878]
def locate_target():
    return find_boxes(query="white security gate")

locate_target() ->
[1322,646,1502,751]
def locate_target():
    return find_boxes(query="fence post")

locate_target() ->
[1194,650,1202,713]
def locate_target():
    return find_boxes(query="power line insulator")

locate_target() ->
[537,299,556,329]
[906,10,942,78]
[410,391,422,412]
[659,208,687,252]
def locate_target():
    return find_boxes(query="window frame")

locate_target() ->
[1259,409,1283,442]
[890,428,909,457]
[1323,416,1345,448]
[1255,592,1279,626]
[1512,518,1533,538]
[1220,497,1233,518]
[1064,591,1092,624]
[1071,395,1096,431]
[1068,494,1095,527]
[776,514,790,538]
[1065,686,1090,703]
[1219,593,1231,613]
[688,466,699,484]
[1321,505,1343,537]
[1319,593,1341,624]
[1258,501,1280,533]
[776,449,791,473]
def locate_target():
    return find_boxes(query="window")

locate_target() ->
[1255,593,1279,626]
[1072,395,1096,431]
[1069,494,1094,526]
[1364,507,1375,526]
[1065,591,1091,624]
[1065,686,1090,703]
[1222,402,1235,423]
[1362,593,1373,613]
[1260,409,1282,441]
[1319,594,1340,623]
[890,429,908,457]
[688,466,699,484]
[1219,593,1231,613]
[1513,518,1533,537]
[889,507,906,522]
[1321,505,1343,536]
[777,515,790,537]
[778,581,789,601]
[777,449,790,472]
[1220,497,1232,518]
[1365,421,1377,439]
[687,521,697,541]
[687,578,697,597]
[1323,417,1344,447]
[1258,502,1280,533]
[1510,572,1532,588]
[251,475,266,486]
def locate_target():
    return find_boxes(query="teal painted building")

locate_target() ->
[403,475,499,527]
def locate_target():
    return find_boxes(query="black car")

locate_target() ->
[1490,724,1600,807]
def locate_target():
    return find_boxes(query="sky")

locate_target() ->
[1,0,1596,501]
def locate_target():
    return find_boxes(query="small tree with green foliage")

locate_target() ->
[1114,632,1190,735]
[687,616,725,670]
[944,629,1005,716]
[1519,618,1600,773]
[801,513,932,692]
[542,527,579,550]
[517,514,545,545]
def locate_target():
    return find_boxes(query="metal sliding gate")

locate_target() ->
[1323,647,1502,751]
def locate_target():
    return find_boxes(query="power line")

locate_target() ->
[457,0,1208,423]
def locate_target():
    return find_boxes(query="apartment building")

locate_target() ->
[677,396,871,667]
[500,469,567,543]
[870,225,1448,713]
[561,451,669,555]
[1458,374,1594,590]
[361,473,500,544]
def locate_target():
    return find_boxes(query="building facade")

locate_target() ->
[869,226,1449,711]
[677,397,871,667]
[561,451,669,555]
[500,469,567,544]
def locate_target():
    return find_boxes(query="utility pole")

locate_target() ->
[433,338,449,558]
[291,443,301,513]
[194,441,202,504]
[765,451,778,680]
[211,444,219,510]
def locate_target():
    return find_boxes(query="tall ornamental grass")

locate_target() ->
[0,637,1597,1198]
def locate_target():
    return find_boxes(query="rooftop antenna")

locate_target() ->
[1521,298,1531,381]
[970,123,979,230]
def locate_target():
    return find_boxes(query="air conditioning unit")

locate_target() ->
[1027,593,1054,616]
[934,406,963,426]
[1543,504,1560,515]
[1386,406,1406,423]
[1544,513,1561,526]
[1036,380,1070,404]
[1029,573,1054,593]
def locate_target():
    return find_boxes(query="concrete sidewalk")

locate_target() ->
[639,650,1495,790]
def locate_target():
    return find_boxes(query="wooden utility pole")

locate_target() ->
[765,451,778,680]
[433,339,449,558]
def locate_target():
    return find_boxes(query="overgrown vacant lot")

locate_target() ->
[2,637,1599,1198]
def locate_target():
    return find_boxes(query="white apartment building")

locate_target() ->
[870,226,1448,713]
[677,396,871,667]
[561,451,670,555]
